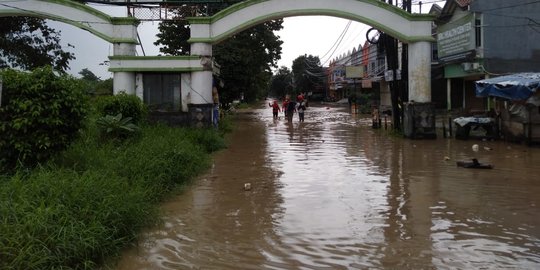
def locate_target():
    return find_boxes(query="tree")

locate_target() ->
[79,68,100,82]
[0,67,87,171]
[213,20,283,104]
[292,54,324,95]
[0,17,75,72]
[269,66,293,98]
[77,68,113,96]
[153,5,198,56]
[154,3,283,104]
[95,78,114,96]
[154,1,243,56]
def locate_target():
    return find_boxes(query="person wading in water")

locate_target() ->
[286,98,297,122]
[269,100,281,120]
[297,100,306,122]
[282,96,289,118]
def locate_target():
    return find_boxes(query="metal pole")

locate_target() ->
[447,78,452,110]
[448,117,453,137]
[442,120,447,138]
[354,78,357,113]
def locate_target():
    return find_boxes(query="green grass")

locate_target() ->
[0,121,227,269]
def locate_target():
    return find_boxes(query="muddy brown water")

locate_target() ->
[115,102,540,269]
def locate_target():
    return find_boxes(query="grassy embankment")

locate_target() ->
[0,117,229,269]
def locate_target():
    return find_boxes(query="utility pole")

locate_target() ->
[379,0,412,132]
[400,0,412,123]
[379,0,401,130]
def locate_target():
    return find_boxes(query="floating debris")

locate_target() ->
[456,158,493,169]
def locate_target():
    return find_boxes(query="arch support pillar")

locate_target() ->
[408,41,431,103]
[189,42,214,127]
[112,43,137,95]
[404,41,436,139]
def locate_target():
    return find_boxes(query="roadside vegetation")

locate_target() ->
[0,68,227,269]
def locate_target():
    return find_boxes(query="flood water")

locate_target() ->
[115,102,540,269]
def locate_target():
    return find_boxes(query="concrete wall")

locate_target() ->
[471,0,540,73]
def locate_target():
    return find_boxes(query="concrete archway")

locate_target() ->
[1,0,210,124]
[2,0,437,128]
[0,0,142,94]
[0,0,139,44]
[188,0,436,109]
[189,0,434,45]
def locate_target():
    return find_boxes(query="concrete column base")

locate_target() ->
[403,102,437,139]
[188,103,214,128]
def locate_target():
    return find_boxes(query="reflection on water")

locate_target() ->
[115,103,540,269]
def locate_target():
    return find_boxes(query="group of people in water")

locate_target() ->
[269,93,307,122]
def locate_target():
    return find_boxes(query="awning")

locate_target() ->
[475,73,540,101]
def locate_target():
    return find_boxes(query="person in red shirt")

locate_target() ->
[269,100,281,119]
[282,97,289,118]
[297,93,304,103]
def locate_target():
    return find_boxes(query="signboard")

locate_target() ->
[437,14,475,62]
[362,79,372,88]
[345,65,364,79]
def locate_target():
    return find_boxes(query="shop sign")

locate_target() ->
[345,65,364,79]
[437,14,475,62]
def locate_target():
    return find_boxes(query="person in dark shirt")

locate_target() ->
[297,100,306,122]
[282,97,289,118]
[286,100,296,122]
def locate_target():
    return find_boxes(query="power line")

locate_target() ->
[334,24,370,60]
[316,21,351,61]
[320,21,352,65]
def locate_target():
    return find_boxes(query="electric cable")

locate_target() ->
[318,20,352,61]
[321,21,352,65]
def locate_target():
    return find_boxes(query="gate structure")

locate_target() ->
[1,0,435,127]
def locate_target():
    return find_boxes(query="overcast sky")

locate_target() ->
[48,1,445,79]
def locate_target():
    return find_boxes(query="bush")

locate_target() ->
[0,67,87,172]
[0,123,227,269]
[96,113,140,142]
[0,169,154,270]
[94,93,146,124]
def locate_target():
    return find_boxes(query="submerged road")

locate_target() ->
[116,102,540,269]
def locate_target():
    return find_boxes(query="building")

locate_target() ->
[326,39,385,107]
[436,0,540,113]
[436,0,540,143]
